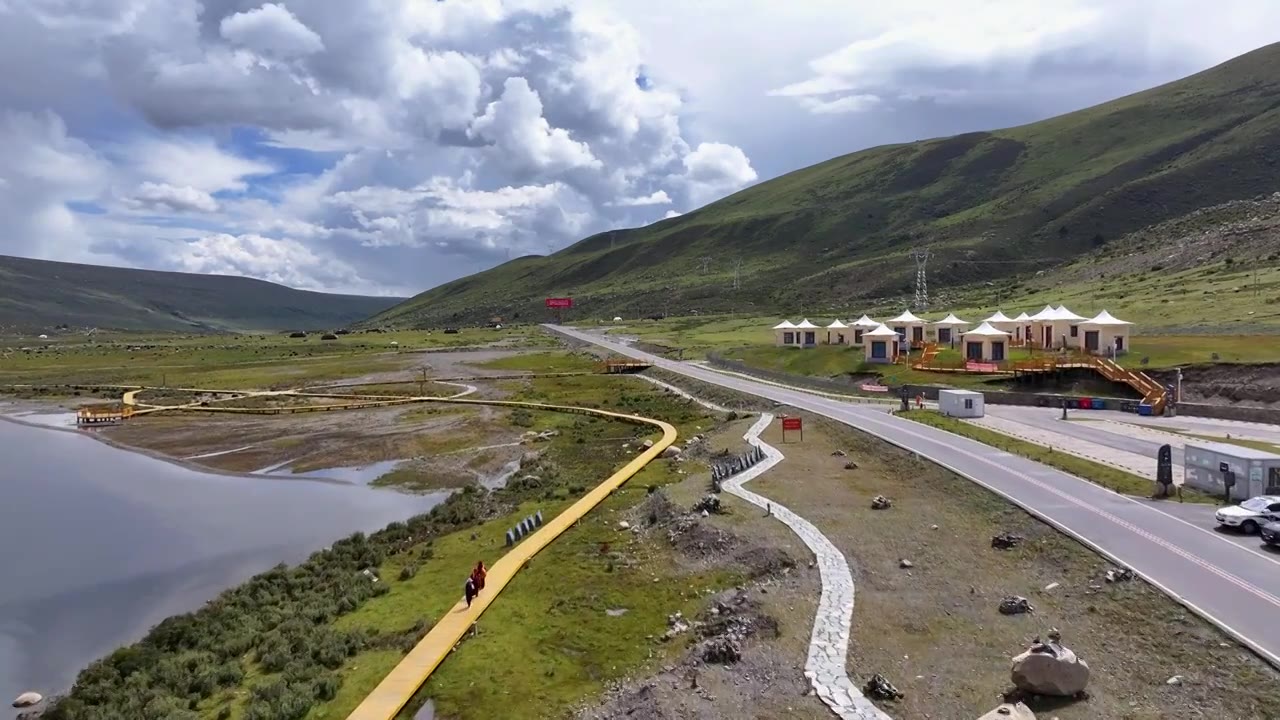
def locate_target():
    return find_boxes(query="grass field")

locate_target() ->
[0,326,554,389]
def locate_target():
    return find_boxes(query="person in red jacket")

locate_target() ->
[470,561,487,593]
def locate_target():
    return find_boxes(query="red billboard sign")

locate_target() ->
[545,297,573,309]
[781,417,802,431]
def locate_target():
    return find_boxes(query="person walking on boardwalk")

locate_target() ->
[471,561,487,593]
[464,576,476,608]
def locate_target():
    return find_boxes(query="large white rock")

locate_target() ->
[977,702,1036,719]
[1011,641,1090,697]
[13,692,43,708]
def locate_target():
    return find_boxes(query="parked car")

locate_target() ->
[1261,521,1280,548]
[1215,495,1280,534]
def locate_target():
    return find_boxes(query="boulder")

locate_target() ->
[999,596,1033,615]
[660,446,682,458]
[870,495,893,510]
[862,673,904,701]
[843,461,859,470]
[1011,636,1090,697]
[977,702,1035,719]
[991,532,1023,550]
[642,439,655,449]
[12,692,43,708]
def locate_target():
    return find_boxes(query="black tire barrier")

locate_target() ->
[710,445,767,485]
[505,510,545,547]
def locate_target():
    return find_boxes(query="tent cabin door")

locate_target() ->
[966,342,983,361]
[1084,330,1099,353]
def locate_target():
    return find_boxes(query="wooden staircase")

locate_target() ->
[1012,354,1167,414]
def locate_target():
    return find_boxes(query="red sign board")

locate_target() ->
[545,297,573,309]
[781,417,802,431]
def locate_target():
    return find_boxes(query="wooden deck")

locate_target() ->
[75,404,133,425]
[601,359,653,374]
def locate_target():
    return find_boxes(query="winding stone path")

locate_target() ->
[725,413,892,720]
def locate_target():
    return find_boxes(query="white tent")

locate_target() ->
[772,320,797,347]
[862,323,901,364]
[1030,305,1087,349]
[848,314,879,346]
[960,322,1013,362]
[1012,312,1032,343]
[793,319,820,347]
[1053,305,1086,322]
[1078,310,1134,355]
[932,313,970,345]
[887,310,927,345]
[824,319,849,345]
[982,310,1018,332]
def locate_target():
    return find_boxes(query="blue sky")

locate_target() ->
[2,0,1279,296]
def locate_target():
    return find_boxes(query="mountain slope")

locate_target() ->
[372,42,1280,327]
[0,255,403,332]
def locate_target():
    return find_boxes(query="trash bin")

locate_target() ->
[1137,403,1153,416]
[1078,397,1092,409]
[1091,399,1105,410]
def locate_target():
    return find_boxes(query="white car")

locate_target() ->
[1215,495,1280,534]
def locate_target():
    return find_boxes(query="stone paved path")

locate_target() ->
[724,413,892,720]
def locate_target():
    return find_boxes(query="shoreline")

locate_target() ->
[0,409,379,490]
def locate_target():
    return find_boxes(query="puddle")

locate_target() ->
[258,459,404,485]
[484,458,523,490]
[6,411,79,429]
[413,699,436,720]
[184,445,255,460]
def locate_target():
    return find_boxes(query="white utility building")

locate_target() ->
[938,389,985,418]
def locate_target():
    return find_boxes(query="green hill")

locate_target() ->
[0,255,403,333]
[371,42,1280,328]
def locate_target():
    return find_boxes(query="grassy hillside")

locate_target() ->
[372,42,1280,328]
[0,255,403,333]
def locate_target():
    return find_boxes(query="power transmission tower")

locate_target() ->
[699,256,713,274]
[912,248,931,311]
[732,258,743,290]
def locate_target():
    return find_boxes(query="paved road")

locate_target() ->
[552,325,1280,667]
[986,406,1185,465]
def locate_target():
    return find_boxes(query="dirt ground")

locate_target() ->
[99,392,527,491]
[575,423,832,720]
[320,349,531,387]
[1150,363,1280,407]
[745,415,1280,720]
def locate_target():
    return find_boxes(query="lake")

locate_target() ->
[0,415,446,707]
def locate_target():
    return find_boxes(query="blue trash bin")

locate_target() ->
[1091,399,1105,410]
[1138,403,1153,416]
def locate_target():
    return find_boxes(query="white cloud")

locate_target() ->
[176,233,366,291]
[800,94,882,115]
[125,137,276,193]
[678,142,758,206]
[127,181,219,213]
[219,3,325,59]
[468,77,601,177]
[663,209,682,219]
[610,190,671,207]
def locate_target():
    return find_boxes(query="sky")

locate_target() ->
[2,1,1279,298]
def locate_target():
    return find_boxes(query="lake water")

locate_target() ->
[0,415,447,706]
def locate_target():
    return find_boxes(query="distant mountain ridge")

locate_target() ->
[0,255,403,332]
[370,41,1280,327]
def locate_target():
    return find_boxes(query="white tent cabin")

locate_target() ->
[863,323,902,364]
[1078,310,1134,356]
[824,319,849,345]
[932,313,970,346]
[982,310,1018,334]
[793,319,820,347]
[849,315,880,346]
[960,322,1013,362]
[1029,305,1086,350]
[887,310,927,346]
[772,320,797,347]
[1012,312,1032,345]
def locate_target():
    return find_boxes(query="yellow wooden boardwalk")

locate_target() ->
[345,401,676,720]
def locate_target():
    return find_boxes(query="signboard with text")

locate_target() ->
[545,297,574,309]
[781,416,803,442]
